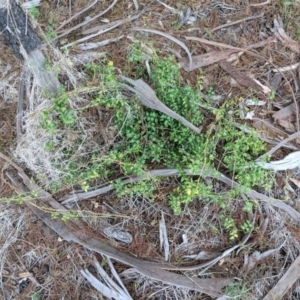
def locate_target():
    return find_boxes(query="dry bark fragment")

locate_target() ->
[179,49,236,71]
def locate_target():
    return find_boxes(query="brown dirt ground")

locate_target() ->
[2,0,300,299]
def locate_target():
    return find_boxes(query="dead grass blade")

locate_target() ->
[157,0,179,14]
[77,35,124,50]
[262,255,300,300]
[132,27,193,71]
[250,0,271,6]
[17,68,26,140]
[82,13,144,35]
[272,62,300,73]
[183,251,221,260]
[84,257,133,300]
[256,151,300,171]
[119,76,200,133]
[106,257,132,298]
[62,21,123,49]
[132,0,139,11]
[81,269,132,300]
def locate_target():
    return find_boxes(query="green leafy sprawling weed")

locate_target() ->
[40,87,76,134]
[224,281,252,299]
[39,46,273,224]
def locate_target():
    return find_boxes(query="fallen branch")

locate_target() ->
[59,167,300,223]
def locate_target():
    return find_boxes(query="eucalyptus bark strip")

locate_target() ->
[0,0,59,94]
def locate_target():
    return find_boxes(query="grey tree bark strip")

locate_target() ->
[0,0,41,59]
[0,0,60,94]
[262,255,300,300]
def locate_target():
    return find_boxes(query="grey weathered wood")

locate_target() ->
[263,255,300,300]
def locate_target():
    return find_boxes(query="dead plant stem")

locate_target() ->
[211,13,264,32]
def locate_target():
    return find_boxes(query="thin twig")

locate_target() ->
[257,131,300,160]
[211,13,264,32]
[132,27,193,71]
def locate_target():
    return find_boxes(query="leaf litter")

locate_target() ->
[2,0,300,299]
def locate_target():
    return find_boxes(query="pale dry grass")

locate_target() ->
[0,203,25,298]
[13,45,108,188]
